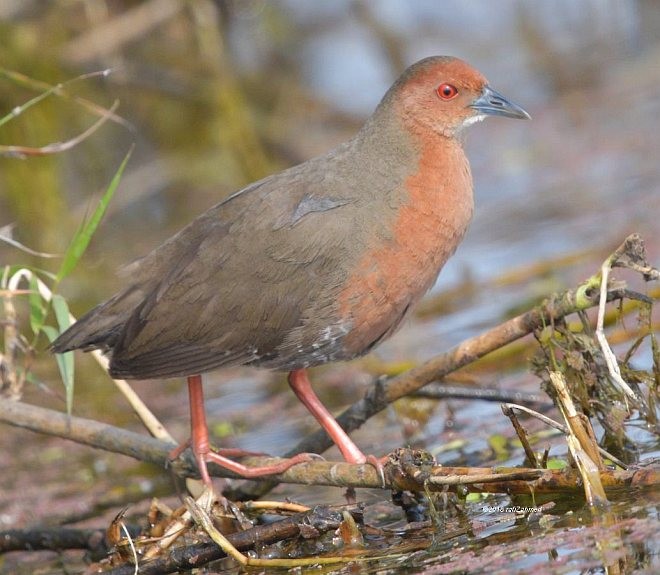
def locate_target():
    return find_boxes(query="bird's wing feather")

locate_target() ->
[109,153,365,378]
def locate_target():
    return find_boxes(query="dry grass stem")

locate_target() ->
[550,371,608,506]
[501,403,627,469]
[0,101,120,158]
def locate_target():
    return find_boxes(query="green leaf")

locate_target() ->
[28,273,46,334]
[51,293,71,333]
[44,295,75,415]
[56,145,133,282]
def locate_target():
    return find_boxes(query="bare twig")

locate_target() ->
[501,403,628,469]
[0,402,656,494]
[416,384,550,406]
[0,100,120,158]
[0,526,129,555]
[501,404,539,467]
[0,399,175,467]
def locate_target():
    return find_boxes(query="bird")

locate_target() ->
[52,56,530,486]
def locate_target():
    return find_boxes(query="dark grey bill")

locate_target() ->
[470,85,530,120]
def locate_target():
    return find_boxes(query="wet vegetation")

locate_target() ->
[1,2,659,574]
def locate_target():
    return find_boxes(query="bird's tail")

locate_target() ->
[50,287,142,353]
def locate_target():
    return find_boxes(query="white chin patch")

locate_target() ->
[462,114,486,128]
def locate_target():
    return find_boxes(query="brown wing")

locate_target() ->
[106,156,365,379]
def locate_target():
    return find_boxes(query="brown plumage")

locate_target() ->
[52,56,529,484]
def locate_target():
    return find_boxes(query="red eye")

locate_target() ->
[436,83,458,100]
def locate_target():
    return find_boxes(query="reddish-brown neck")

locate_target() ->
[338,130,473,354]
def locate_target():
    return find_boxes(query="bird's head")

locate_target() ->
[388,56,530,137]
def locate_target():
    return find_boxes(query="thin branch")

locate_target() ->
[501,404,540,467]
[414,384,551,406]
[0,284,650,488]
[0,399,173,466]
[0,527,121,555]
[0,67,131,130]
[0,401,656,494]
[0,101,120,158]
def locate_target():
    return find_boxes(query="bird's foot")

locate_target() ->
[167,439,191,462]
[349,453,387,488]
[287,369,388,486]
[365,454,388,488]
[340,450,388,488]
[169,439,320,484]
[203,450,318,479]
[168,440,266,461]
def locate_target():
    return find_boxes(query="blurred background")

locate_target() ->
[1,0,658,284]
[0,0,658,539]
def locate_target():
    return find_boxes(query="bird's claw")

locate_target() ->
[365,454,387,488]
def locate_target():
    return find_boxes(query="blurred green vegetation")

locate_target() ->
[0,2,312,267]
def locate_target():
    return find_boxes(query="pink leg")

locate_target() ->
[288,369,387,485]
[181,375,312,485]
[288,369,367,464]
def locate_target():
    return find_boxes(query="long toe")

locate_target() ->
[204,451,315,479]
[212,447,267,458]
